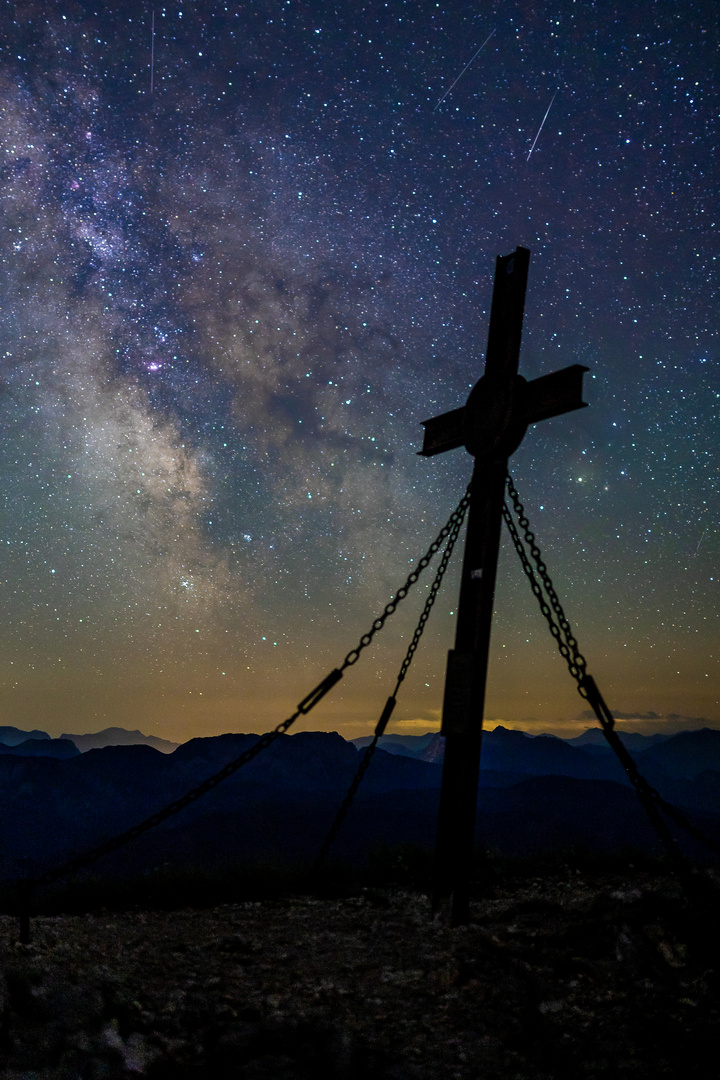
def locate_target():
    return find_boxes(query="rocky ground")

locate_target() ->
[1,866,719,1079]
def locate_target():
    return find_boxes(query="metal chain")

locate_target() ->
[339,486,471,670]
[32,724,294,889]
[310,734,379,878]
[503,475,588,688]
[580,675,720,857]
[503,472,720,863]
[392,488,469,694]
[313,489,470,873]
[22,487,472,899]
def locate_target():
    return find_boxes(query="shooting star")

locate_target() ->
[150,9,155,94]
[433,30,496,113]
[527,88,558,161]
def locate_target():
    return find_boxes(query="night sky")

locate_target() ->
[0,0,717,743]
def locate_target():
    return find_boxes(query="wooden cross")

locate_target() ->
[420,247,588,925]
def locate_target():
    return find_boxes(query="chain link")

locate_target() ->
[311,732,380,877]
[340,486,471,670]
[503,472,720,864]
[503,474,588,688]
[393,490,469,693]
[313,489,470,872]
[581,675,720,857]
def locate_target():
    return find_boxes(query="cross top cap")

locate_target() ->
[419,246,589,460]
[464,246,531,456]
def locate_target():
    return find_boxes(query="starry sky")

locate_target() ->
[0,0,717,743]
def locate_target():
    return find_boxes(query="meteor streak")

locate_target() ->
[433,30,496,113]
[527,88,558,160]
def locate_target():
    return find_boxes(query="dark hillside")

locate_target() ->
[634,728,720,778]
[1,730,718,891]
[0,738,79,759]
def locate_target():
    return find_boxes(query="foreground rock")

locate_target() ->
[1,868,719,1078]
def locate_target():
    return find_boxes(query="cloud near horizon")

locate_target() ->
[577,710,713,731]
[392,712,720,738]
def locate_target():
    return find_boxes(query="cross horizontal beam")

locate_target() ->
[418,363,588,457]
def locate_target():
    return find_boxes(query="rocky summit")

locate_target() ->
[1,866,719,1078]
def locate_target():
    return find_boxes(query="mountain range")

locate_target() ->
[0,726,53,747]
[0,726,178,756]
[0,725,719,887]
[59,727,179,754]
[351,727,673,760]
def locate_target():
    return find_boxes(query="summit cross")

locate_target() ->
[420,246,589,925]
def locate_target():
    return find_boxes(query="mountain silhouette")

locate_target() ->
[631,728,720,779]
[565,728,671,750]
[0,729,718,886]
[60,727,179,754]
[351,733,437,758]
[420,727,627,780]
[0,726,50,747]
[0,738,78,759]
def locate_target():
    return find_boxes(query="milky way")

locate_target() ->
[0,1,717,740]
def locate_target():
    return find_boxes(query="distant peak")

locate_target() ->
[60,728,179,753]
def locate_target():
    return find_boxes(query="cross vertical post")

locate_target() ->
[418,246,588,926]
[433,247,529,925]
